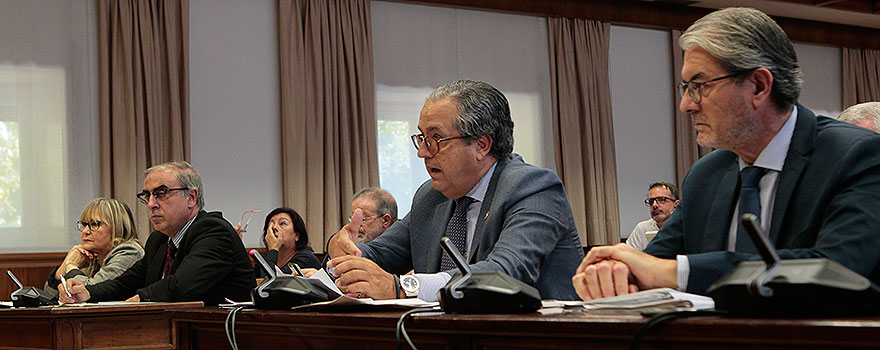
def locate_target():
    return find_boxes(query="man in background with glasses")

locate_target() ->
[327,80,583,301]
[59,161,255,305]
[574,7,880,300]
[350,187,398,243]
[626,182,680,251]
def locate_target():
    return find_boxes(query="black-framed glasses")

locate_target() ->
[137,185,189,204]
[678,68,756,104]
[410,133,471,155]
[76,220,104,231]
[644,196,675,206]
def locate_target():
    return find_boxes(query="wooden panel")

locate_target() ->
[391,0,880,49]
[171,307,880,350]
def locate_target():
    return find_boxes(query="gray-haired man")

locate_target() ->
[328,80,584,301]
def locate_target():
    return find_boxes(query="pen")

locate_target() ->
[60,276,73,299]
[292,263,305,277]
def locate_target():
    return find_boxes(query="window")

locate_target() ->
[372,2,554,217]
[0,1,99,253]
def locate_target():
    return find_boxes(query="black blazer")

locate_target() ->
[646,105,880,294]
[87,210,256,305]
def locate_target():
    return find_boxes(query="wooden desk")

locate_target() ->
[0,301,202,350]
[170,307,880,349]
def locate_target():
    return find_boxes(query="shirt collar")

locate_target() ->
[739,107,798,171]
[463,161,497,203]
[170,211,199,248]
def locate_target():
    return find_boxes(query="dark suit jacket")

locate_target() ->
[87,210,256,305]
[646,105,880,294]
[359,154,585,300]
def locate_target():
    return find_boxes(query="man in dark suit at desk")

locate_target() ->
[328,80,584,301]
[60,161,255,305]
[573,7,880,300]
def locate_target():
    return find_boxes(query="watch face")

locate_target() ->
[401,275,419,292]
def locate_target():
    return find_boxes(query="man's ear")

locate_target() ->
[749,68,774,108]
[381,214,392,229]
[473,134,493,160]
[187,189,198,208]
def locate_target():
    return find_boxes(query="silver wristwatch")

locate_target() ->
[399,275,419,298]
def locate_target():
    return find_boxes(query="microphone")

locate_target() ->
[6,270,55,307]
[437,237,541,313]
[707,214,880,316]
[248,250,340,309]
[6,270,23,289]
[249,250,275,298]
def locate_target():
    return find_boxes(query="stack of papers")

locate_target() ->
[543,288,714,314]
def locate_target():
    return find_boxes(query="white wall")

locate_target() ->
[793,42,842,116]
[189,0,281,247]
[609,26,677,238]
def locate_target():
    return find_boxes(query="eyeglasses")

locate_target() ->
[76,220,104,231]
[238,209,261,234]
[348,215,376,223]
[644,196,675,206]
[410,133,471,155]
[678,68,756,104]
[136,185,189,204]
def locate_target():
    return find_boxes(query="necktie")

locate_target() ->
[163,242,177,278]
[735,166,766,253]
[440,196,474,271]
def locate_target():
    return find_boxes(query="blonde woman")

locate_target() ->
[45,198,144,297]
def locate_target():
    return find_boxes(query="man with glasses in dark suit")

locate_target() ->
[574,7,880,301]
[59,161,255,305]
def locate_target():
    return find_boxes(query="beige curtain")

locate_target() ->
[98,0,190,242]
[278,0,378,253]
[843,47,880,106]
[548,18,619,246]
[671,29,711,187]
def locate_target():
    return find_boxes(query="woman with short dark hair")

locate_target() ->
[254,207,321,277]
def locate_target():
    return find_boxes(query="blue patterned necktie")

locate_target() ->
[735,166,766,253]
[440,196,474,271]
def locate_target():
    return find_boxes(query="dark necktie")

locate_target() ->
[163,242,177,278]
[735,166,766,253]
[440,196,474,271]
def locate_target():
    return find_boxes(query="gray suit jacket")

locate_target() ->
[359,154,584,300]
[646,106,880,294]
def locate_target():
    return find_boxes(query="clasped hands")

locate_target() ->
[572,243,679,301]
[326,209,398,300]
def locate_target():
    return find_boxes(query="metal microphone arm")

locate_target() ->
[249,250,276,298]
[440,237,472,299]
[741,214,781,297]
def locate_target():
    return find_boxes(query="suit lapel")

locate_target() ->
[427,199,455,271]
[703,159,739,251]
[769,105,815,244]
[469,157,509,263]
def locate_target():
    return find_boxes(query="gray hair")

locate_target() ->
[680,7,803,112]
[838,102,880,132]
[353,187,397,223]
[426,80,514,159]
[145,161,205,209]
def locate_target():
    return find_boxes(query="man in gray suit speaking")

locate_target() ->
[328,80,583,301]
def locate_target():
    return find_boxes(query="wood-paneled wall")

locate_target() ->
[395,0,880,49]
[0,253,64,301]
